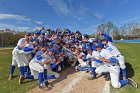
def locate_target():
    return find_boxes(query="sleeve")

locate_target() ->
[34,50,43,58]
[101,33,113,43]
[50,64,58,69]
[105,49,117,63]
[94,58,102,63]
[36,55,42,60]
[23,47,34,52]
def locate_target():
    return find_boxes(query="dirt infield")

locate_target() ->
[27,67,106,93]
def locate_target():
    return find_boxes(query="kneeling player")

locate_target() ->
[95,43,137,88]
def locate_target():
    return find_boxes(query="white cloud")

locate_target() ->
[34,21,43,25]
[0,23,31,31]
[0,14,29,20]
[124,16,140,23]
[0,13,44,25]
[46,0,70,15]
[45,0,103,21]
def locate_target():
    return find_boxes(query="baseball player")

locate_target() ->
[75,48,89,72]
[33,45,58,79]
[19,49,53,88]
[86,46,102,80]
[8,32,33,81]
[44,48,60,78]
[91,38,98,51]
[53,50,64,71]
[33,30,40,41]
[82,34,89,42]
[94,43,137,88]
[97,32,127,80]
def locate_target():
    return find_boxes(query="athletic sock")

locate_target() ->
[91,67,96,78]
[19,66,24,76]
[44,69,47,81]
[38,72,43,86]
[47,75,56,79]
[120,79,128,86]
[10,65,15,75]
[121,68,126,78]
[24,66,28,72]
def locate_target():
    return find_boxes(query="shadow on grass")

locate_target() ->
[0,74,19,80]
[120,62,134,79]
[23,79,38,84]
[126,63,134,78]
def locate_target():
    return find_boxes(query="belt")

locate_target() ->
[107,65,116,67]
[116,54,121,57]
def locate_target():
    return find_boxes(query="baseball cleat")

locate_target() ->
[105,77,111,81]
[44,81,52,89]
[8,74,13,80]
[85,68,89,73]
[105,74,111,81]
[75,66,79,71]
[128,78,138,88]
[19,75,25,84]
[87,76,96,80]
[104,74,107,78]
[39,84,43,89]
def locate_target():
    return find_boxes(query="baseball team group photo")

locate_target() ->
[0,0,140,93]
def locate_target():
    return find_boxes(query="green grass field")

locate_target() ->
[0,43,140,93]
[0,49,38,93]
[111,43,140,93]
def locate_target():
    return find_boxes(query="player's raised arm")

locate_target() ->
[97,31,113,43]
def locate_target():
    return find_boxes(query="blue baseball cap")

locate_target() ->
[101,37,108,41]
[25,32,31,36]
[34,30,40,35]
[51,40,56,44]
[41,30,45,35]
[83,34,88,37]
[95,43,103,48]
[34,39,39,43]
[76,31,79,33]
[86,46,92,51]
[54,50,59,54]
[47,48,54,52]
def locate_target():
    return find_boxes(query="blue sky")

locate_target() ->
[0,0,140,34]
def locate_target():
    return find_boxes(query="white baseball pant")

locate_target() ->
[29,59,44,79]
[96,64,121,88]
